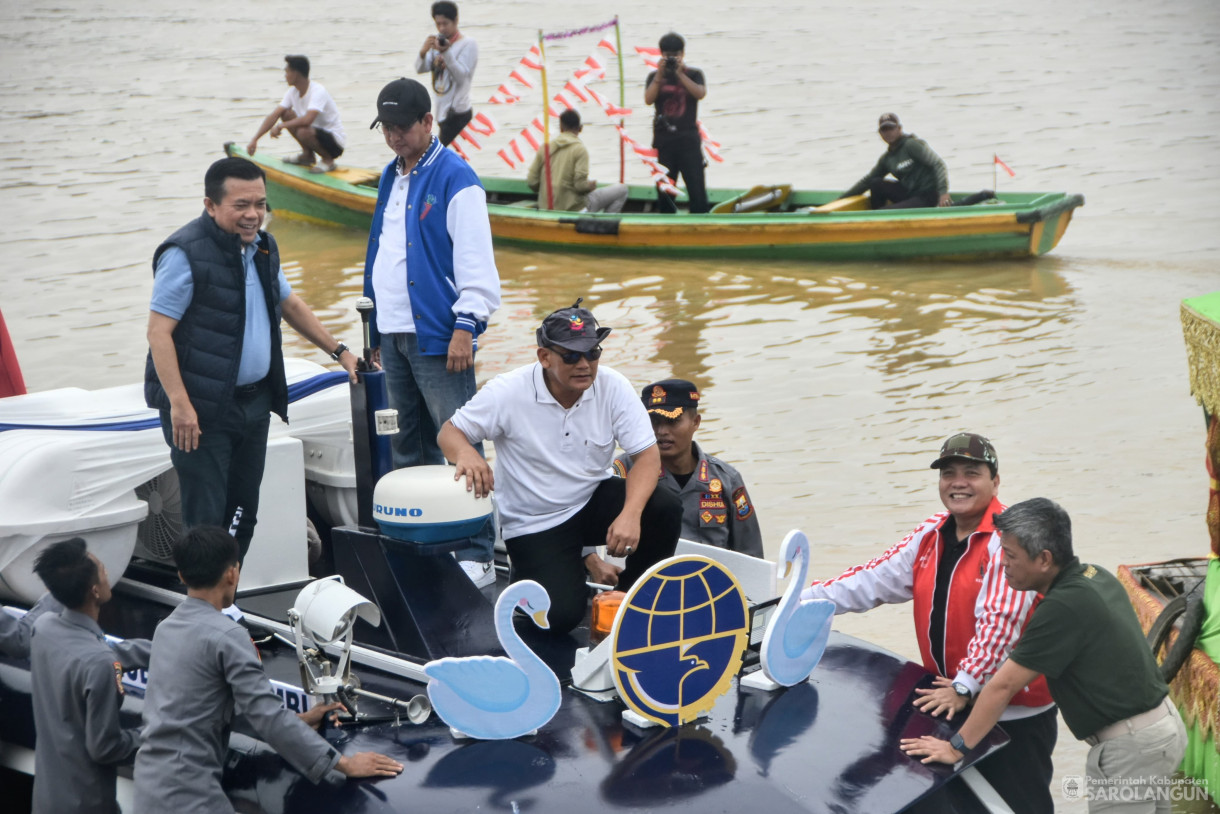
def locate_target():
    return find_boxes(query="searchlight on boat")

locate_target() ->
[288,576,430,725]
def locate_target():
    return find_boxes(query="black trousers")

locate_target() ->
[975,705,1059,814]
[160,384,271,562]
[656,138,709,213]
[867,179,938,209]
[504,478,682,633]
[439,108,474,147]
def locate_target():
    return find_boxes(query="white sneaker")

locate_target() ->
[459,560,495,589]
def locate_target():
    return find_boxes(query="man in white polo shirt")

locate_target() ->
[438,299,682,633]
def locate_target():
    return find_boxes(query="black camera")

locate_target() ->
[437,35,449,48]
[663,56,678,73]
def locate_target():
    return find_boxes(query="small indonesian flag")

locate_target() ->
[994,154,1015,177]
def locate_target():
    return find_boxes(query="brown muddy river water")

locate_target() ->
[2,0,1218,809]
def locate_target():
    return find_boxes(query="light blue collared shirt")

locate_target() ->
[150,244,292,385]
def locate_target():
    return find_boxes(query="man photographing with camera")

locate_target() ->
[644,32,708,214]
[415,2,477,147]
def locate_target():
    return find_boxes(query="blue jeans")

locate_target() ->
[160,385,271,562]
[379,331,493,563]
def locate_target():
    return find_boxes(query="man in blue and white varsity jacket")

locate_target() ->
[363,78,501,587]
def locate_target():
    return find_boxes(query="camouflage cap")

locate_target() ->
[929,432,998,472]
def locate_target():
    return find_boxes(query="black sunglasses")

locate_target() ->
[549,345,602,364]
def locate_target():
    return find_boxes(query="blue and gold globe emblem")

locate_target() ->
[611,556,749,727]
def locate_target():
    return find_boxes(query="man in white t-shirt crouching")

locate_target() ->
[247,54,348,174]
[439,299,682,633]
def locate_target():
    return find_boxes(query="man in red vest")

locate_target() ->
[802,432,1057,814]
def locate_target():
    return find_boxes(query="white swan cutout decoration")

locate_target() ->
[753,530,836,688]
[423,579,561,739]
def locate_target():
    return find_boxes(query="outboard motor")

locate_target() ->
[330,300,501,662]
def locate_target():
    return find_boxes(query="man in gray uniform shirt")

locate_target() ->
[30,538,151,814]
[614,379,764,557]
[134,526,402,813]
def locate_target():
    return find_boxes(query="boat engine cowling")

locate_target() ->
[372,465,492,543]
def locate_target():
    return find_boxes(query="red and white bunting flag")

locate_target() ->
[584,55,605,72]
[632,144,659,158]
[458,129,482,150]
[510,138,525,163]
[605,104,633,117]
[635,46,661,56]
[994,154,1016,177]
[585,85,609,108]
[497,148,516,169]
[531,118,546,134]
[704,144,724,163]
[548,102,568,118]
[450,139,470,161]
[597,38,617,55]
[563,81,589,103]
[521,55,543,71]
[521,128,541,151]
[509,69,534,89]
[490,84,521,104]
[468,112,497,137]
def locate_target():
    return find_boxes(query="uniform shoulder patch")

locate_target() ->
[612,459,628,478]
[732,486,754,521]
[1082,564,1097,579]
[113,661,125,695]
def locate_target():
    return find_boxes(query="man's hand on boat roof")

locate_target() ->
[938,193,953,207]
[912,676,970,719]
[447,331,473,372]
[899,735,962,766]
[336,750,405,778]
[439,421,494,497]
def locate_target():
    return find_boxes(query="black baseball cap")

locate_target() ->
[370,78,431,129]
[536,298,612,352]
[641,378,701,419]
[878,112,901,130]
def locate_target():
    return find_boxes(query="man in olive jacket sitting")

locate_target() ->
[527,109,628,213]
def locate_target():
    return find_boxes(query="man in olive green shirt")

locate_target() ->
[527,109,628,213]
[841,112,951,209]
[901,498,1187,813]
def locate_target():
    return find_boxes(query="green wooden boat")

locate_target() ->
[225,142,1084,261]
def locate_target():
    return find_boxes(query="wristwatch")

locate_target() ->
[949,732,971,756]
[330,342,350,361]
[951,682,972,698]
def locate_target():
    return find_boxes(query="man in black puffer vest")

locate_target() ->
[145,157,358,560]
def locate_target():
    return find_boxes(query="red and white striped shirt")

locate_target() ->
[803,497,1053,718]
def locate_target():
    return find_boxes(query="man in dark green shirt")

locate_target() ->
[841,113,952,209]
[900,498,1187,812]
